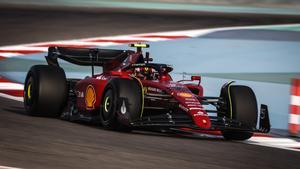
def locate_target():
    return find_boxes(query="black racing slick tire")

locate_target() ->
[220,84,258,140]
[24,65,67,117]
[222,130,254,141]
[100,78,143,131]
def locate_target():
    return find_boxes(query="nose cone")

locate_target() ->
[170,89,211,129]
[191,110,211,129]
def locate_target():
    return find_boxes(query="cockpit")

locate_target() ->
[120,43,174,81]
[129,63,173,81]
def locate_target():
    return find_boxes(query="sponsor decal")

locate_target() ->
[132,63,146,67]
[168,83,178,87]
[96,75,107,80]
[193,111,206,117]
[85,85,96,110]
[143,86,163,94]
[179,104,189,112]
[185,101,200,104]
[75,90,84,98]
[185,98,197,101]
[189,107,203,110]
[187,104,201,107]
[177,92,193,98]
[147,87,163,93]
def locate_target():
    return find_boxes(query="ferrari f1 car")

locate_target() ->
[24,43,270,140]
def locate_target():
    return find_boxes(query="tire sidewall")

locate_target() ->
[24,68,40,115]
[219,84,258,140]
[100,83,118,127]
[222,130,253,141]
[99,78,142,131]
[23,65,67,117]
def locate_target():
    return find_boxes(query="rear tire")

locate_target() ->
[100,78,142,131]
[24,65,67,117]
[220,85,258,140]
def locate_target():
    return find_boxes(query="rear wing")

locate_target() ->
[45,46,133,73]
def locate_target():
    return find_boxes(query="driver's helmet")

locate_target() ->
[134,67,156,80]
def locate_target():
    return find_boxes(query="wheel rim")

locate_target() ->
[24,77,34,107]
[102,89,114,121]
[27,83,32,99]
[104,96,111,112]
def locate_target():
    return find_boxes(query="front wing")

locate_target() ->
[130,104,271,133]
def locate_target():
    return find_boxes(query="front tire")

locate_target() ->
[222,131,253,141]
[220,84,258,140]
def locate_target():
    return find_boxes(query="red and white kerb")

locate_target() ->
[289,78,300,137]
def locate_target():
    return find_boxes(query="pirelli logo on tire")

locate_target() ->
[85,85,96,110]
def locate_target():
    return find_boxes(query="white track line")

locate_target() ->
[0,83,24,90]
[244,137,300,152]
[0,52,23,58]
[0,23,298,55]
[0,165,23,169]
[0,46,48,51]
[0,93,23,102]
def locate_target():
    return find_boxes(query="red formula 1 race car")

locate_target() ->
[24,43,270,140]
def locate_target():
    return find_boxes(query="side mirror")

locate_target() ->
[177,75,201,85]
[191,76,201,81]
[191,76,201,85]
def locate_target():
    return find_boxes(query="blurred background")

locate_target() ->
[1,0,300,8]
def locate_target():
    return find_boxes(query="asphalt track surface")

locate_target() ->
[1,5,300,169]
[1,97,300,169]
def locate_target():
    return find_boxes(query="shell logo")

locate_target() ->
[177,92,193,98]
[85,85,96,110]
